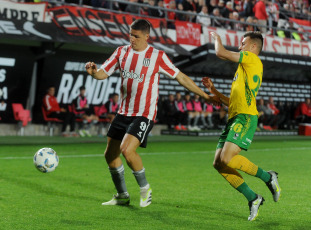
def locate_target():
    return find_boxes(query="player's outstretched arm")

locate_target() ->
[202,77,229,106]
[85,62,109,80]
[175,72,219,104]
[210,32,240,63]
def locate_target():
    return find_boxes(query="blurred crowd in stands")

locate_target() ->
[17,0,310,40]
[157,93,311,131]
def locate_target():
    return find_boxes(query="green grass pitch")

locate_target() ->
[1,135,311,229]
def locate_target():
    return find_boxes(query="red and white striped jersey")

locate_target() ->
[100,45,180,121]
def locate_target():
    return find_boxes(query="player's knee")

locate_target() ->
[220,155,231,165]
[120,144,132,159]
[213,160,223,171]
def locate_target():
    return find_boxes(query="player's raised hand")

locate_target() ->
[210,32,220,41]
[85,62,98,76]
[202,77,215,94]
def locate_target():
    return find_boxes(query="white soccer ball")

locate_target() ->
[33,147,59,173]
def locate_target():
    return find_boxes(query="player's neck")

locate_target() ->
[133,44,149,52]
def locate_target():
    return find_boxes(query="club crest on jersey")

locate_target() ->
[122,69,144,82]
[143,58,150,67]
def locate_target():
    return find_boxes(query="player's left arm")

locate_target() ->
[210,32,240,63]
[175,72,219,104]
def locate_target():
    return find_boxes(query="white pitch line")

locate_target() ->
[0,146,311,160]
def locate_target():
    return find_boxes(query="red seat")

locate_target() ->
[12,103,31,127]
[41,106,62,136]
[12,103,32,136]
[94,105,110,123]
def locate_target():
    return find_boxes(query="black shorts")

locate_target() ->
[107,114,154,148]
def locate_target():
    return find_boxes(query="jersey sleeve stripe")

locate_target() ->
[118,46,131,114]
[103,47,122,74]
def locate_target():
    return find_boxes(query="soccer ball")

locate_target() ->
[33,147,59,173]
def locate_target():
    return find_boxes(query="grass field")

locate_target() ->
[1,135,311,230]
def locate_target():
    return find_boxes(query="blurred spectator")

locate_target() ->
[217,0,225,12]
[72,86,99,137]
[183,93,200,130]
[140,1,150,16]
[176,3,187,20]
[213,104,228,129]
[221,1,233,19]
[253,0,268,33]
[257,98,273,129]
[148,0,165,17]
[125,0,140,14]
[295,98,311,123]
[202,100,214,129]
[240,0,255,18]
[243,16,255,31]
[267,96,280,129]
[104,93,120,123]
[162,93,187,130]
[211,8,225,27]
[267,0,279,35]
[192,95,210,129]
[167,0,177,28]
[43,86,77,137]
[182,0,196,21]
[175,92,188,130]
[207,0,218,14]
[196,5,211,27]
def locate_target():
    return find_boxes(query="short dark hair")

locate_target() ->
[244,31,263,53]
[80,86,85,91]
[130,19,151,34]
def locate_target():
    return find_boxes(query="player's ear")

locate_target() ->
[145,33,150,41]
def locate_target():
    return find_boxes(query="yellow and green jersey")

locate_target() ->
[228,51,263,120]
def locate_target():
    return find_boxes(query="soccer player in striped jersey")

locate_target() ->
[202,31,281,221]
[85,19,219,208]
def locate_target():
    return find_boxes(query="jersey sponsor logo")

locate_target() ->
[121,69,144,82]
[233,133,239,140]
[143,58,150,67]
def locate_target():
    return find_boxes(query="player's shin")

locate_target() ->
[218,165,257,202]
[109,164,129,196]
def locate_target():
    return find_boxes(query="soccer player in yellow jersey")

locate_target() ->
[202,31,281,221]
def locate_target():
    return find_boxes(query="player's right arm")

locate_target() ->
[210,32,240,63]
[85,62,109,80]
[202,77,229,106]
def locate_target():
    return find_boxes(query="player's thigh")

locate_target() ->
[220,142,241,164]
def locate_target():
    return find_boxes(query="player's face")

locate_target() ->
[239,37,253,52]
[129,29,149,52]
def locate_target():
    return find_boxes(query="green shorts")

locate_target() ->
[216,114,258,151]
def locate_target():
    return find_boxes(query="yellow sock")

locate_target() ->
[219,165,244,189]
[227,155,258,176]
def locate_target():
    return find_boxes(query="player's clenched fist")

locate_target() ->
[85,62,98,76]
[85,62,108,80]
